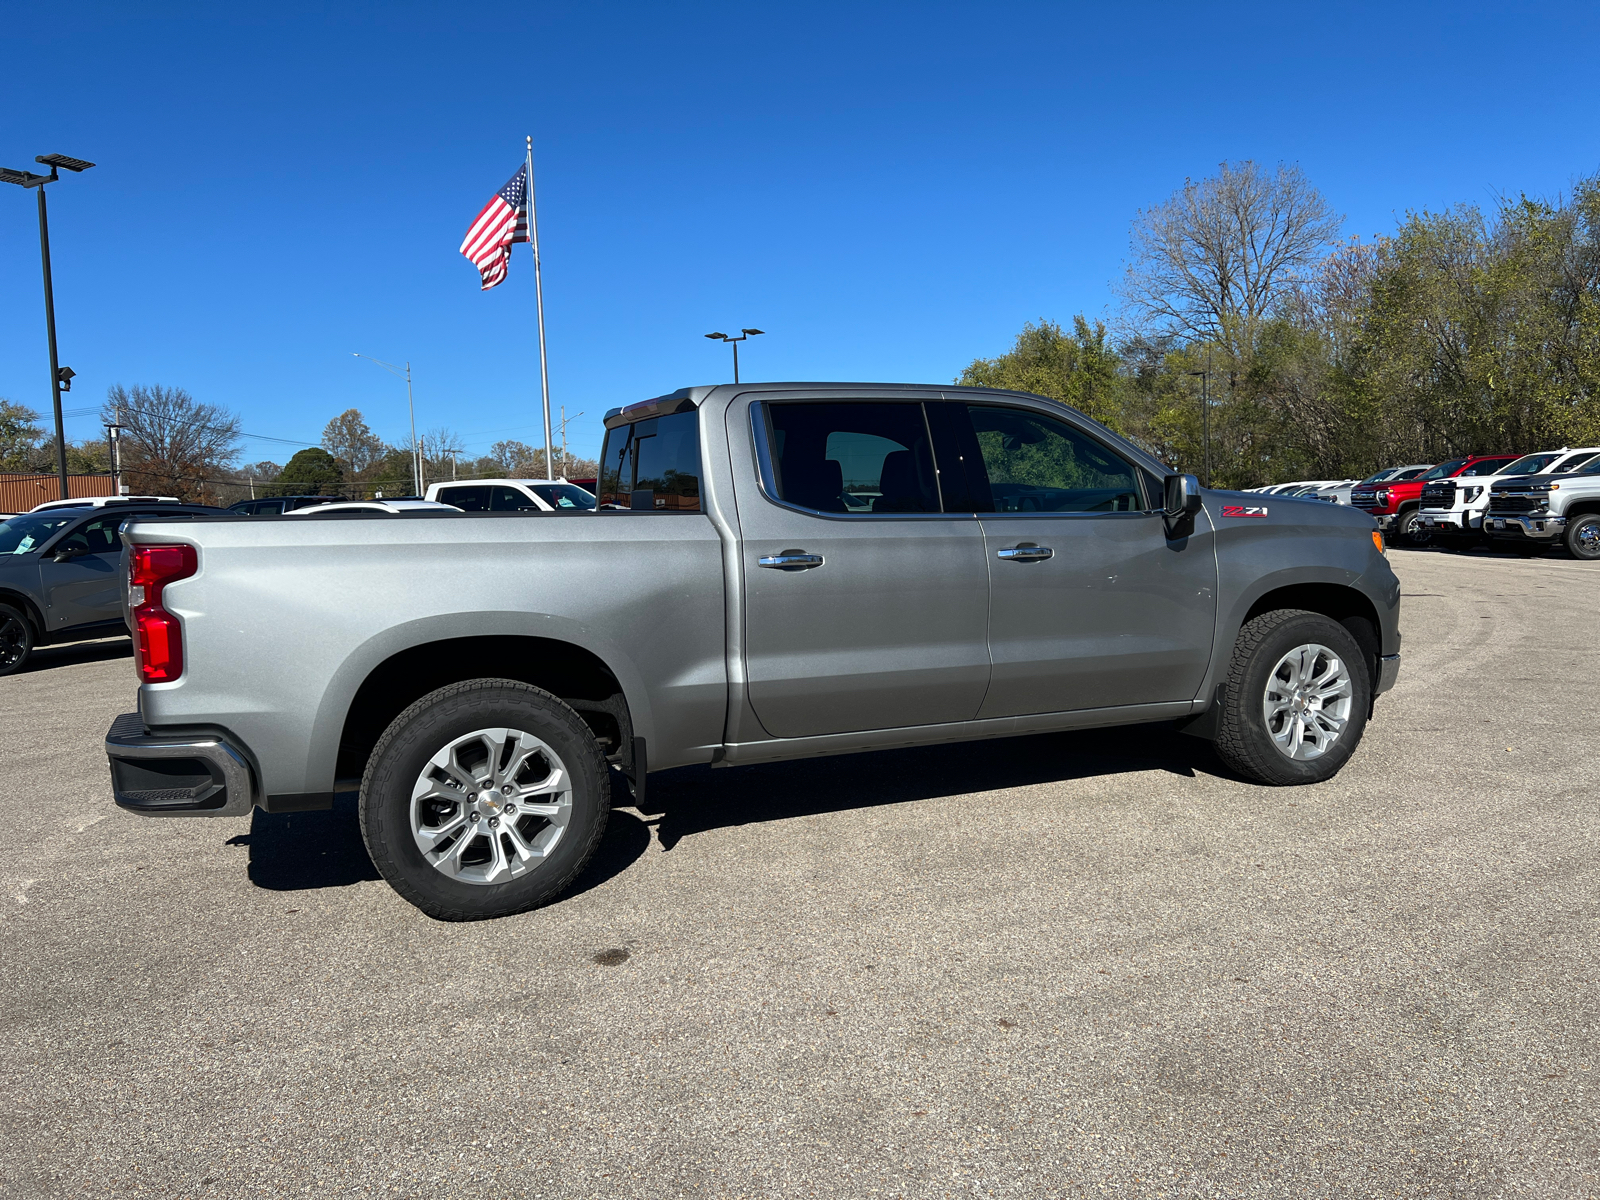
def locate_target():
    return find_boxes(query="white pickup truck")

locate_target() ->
[1485,456,1600,559]
[1416,447,1600,548]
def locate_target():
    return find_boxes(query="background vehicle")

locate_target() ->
[1318,466,1433,506]
[31,494,179,512]
[424,478,596,512]
[228,495,341,516]
[1486,456,1600,559]
[1418,447,1600,549]
[105,383,1401,921]
[1352,454,1519,547]
[0,501,224,674]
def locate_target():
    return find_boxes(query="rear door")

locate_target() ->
[943,401,1217,717]
[38,512,142,633]
[733,398,991,739]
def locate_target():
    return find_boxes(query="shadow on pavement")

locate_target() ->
[643,721,1217,852]
[20,637,132,673]
[231,781,654,900]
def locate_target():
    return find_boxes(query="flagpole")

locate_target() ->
[526,136,554,478]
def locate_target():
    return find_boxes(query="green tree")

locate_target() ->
[958,317,1126,430]
[277,447,344,496]
[0,400,47,471]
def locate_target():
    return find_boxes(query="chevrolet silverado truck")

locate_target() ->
[1484,454,1600,559]
[104,383,1402,921]
[1416,447,1600,549]
[1352,454,1519,547]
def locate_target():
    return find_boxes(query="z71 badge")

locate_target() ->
[1221,505,1268,518]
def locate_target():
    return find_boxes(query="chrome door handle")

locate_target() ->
[996,544,1053,561]
[757,552,825,570]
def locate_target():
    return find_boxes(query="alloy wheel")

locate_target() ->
[1262,643,1354,761]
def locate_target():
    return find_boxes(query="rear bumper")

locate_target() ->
[105,712,257,818]
[1484,514,1563,539]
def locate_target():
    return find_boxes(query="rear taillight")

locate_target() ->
[129,544,198,683]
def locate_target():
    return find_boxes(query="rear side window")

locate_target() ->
[761,402,938,514]
[491,486,537,511]
[959,405,1144,513]
[598,411,702,511]
[439,486,491,512]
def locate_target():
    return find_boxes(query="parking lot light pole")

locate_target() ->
[1,153,96,500]
[1186,351,1213,488]
[704,328,764,384]
[353,354,422,496]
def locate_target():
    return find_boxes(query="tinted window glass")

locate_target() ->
[528,483,596,510]
[1461,458,1516,476]
[963,405,1143,513]
[1421,459,1468,480]
[490,486,537,511]
[1555,453,1599,473]
[0,514,74,555]
[763,402,938,514]
[1501,453,1559,476]
[440,485,491,512]
[597,411,702,511]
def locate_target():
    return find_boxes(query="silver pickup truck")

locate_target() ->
[105,383,1402,920]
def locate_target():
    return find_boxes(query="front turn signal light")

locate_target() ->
[1372,530,1386,556]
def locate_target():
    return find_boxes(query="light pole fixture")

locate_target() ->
[1,152,96,500]
[353,354,422,496]
[704,328,764,384]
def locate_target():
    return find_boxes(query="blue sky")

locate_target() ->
[3,2,1597,467]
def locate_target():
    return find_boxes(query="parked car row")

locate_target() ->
[1247,445,1600,560]
[0,481,600,674]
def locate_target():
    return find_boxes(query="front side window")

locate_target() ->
[527,483,596,510]
[490,486,538,511]
[598,411,702,511]
[1555,453,1600,474]
[761,402,939,514]
[1460,458,1516,477]
[962,405,1143,513]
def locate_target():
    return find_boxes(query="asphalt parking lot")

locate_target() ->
[2,548,1597,1199]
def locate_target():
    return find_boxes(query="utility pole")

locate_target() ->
[1,154,95,500]
[1186,345,1213,488]
[353,354,423,496]
[558,407,584,479]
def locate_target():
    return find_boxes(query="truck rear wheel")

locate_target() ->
[0,604,34,676]
[1213,610,1371,786]
[1565,513,1600,560]
[359,679,609,921]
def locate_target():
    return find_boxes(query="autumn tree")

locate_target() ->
[102,384,241,501]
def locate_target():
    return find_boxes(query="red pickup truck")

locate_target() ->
[1351,454,1519,546]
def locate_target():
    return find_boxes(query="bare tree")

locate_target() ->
[321,409,387,476]
[420,427,465,484]
[103,384,241,501]
[1120,161,1344,357]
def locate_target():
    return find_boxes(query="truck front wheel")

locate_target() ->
[1394,508,1430,548]
[1565,513,1600,560]
[360,679,610,921]
[1212,610,1371,786]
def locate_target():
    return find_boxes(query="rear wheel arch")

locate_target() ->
[335,636,637,785]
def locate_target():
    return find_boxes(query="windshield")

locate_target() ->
[1360,469,1400,485]
[527,483,596,510]
[1499,453,1558,476]
[1421,458,1468,480]
[0,513,76,556]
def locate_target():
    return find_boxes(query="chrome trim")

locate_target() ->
[1485,515,1565,538]
[757,553,824,569]
[996,545,1053,561]
[105,713,256,818]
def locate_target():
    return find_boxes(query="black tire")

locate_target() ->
[359,678,609,921]
[0,604,35,676]
[1564,512,1600,561]
[1394,507,1430,548]
[1213,609,1371,787]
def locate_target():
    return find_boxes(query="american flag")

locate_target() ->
[459,164,530,290]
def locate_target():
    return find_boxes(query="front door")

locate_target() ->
[736,399,992,739]
[948,402,1218,718]
[39,512,132,634]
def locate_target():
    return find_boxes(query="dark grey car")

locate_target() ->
[0,503,222,674]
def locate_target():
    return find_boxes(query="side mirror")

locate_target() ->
[1164,474,1203,517]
